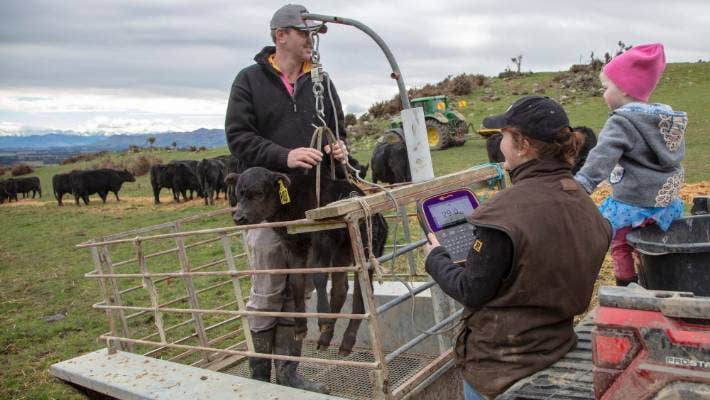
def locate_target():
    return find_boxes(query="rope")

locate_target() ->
[308,125,348,206]
[355,196,385,284]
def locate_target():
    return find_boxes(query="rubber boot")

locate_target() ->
[274,324,329,394]
[615,276,638,287]
[249,329,274,382]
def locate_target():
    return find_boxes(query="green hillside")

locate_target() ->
[0,62,708,399]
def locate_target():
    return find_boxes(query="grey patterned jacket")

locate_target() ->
[575,102,687,208]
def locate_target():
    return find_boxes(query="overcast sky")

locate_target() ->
[1,0,708,136]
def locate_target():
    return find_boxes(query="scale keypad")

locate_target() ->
[435,224,475,263]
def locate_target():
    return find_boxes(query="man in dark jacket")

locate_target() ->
[224,4,348,394]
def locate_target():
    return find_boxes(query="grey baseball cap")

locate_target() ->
[270,4,327,33]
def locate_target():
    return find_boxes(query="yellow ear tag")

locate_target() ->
[278,179,291,205]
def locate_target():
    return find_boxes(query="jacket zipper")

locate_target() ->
[292,80,299,112]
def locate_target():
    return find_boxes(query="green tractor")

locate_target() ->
[390,95,470,150]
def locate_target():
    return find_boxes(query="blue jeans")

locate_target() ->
[463,379,486,400]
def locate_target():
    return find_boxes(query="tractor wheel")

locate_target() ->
[453,120,468,146]
[426,119,451,150]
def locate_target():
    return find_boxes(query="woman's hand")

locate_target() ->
[423,232,440,256]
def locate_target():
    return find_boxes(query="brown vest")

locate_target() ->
[458,160,610,398]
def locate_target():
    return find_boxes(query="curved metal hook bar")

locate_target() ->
[302,13,411,110]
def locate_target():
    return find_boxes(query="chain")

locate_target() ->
[309,30,326,125]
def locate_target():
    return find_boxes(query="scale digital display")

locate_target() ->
[428,196,476,230]
[418,189,480,233]
[417,188,480,264]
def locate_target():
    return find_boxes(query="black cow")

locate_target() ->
[197,158,226,205]
[167,161,202,203]
[52,173,74,206]
[150,164,171,204]
[572,126,597,174]
[15,176,41,198]
[371,128,411,184]
[214,154,239,175]
[346,155,369,180]
[151,161,203,204]
[0,178,18,204]
[226,167,388,356]
[70,168,135,205]
[485,133,505,163]
[484,126,597,171]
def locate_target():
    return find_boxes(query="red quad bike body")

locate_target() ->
[592,284,710,399]
[499,284,710,399]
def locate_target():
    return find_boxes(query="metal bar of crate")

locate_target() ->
[99,334,379,369]
[376,281,436,314]
[134,238,167,343]
[139,300,239,345]
[90,246,121,353]
[125,280,235,321]
[385,309,462,364]
[220,234,254,352]
[94,303,370,320]
[114,252,245,298]
[346,214,389,399]
[77,218,345,248]
[99,245,133,352]
[111,233,244,269]
[85,265,360,279]
[173,221,212,362]
[376,238,427,264]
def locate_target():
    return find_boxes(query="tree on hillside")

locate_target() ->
[616,41,632,56]
[147,136,156,149]
[511,54,523,74]
[171,141,177,150]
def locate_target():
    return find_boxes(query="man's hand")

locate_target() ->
[423,232,440,255]
[287,147,323,169]
[323,140,348,164]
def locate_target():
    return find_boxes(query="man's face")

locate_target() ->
[278,28,313,62]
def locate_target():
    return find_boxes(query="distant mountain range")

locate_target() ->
[0,128,226,151]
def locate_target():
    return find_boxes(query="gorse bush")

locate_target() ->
[62,151,109,165]
[11,163,34,176]
[90,155,163,177]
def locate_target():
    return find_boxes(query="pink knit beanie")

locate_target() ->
[602,43,666,102]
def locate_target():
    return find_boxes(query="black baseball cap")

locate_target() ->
[270,4,327,33]
[482,96,570,143]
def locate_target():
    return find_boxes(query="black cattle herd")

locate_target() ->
[0,155,241,206]
[1,151,384,207]
[0,128,598,207]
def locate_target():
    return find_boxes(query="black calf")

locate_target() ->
[226,167,388,355]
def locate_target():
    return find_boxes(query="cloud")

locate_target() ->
[76,116,215,135]
[1,0,709,135]
[0,88,225,114]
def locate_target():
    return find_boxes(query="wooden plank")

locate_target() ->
[306,166,501,220]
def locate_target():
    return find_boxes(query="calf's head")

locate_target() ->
[225,167,290,225]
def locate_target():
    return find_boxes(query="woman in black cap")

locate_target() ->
[424,96,611,399]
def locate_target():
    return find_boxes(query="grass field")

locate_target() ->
[1,62,708,399]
